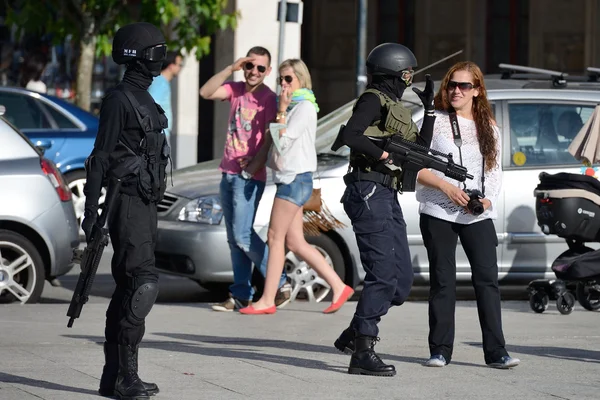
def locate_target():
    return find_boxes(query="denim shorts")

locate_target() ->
[275,172,313,207]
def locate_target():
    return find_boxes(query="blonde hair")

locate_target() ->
[279,58,312,89]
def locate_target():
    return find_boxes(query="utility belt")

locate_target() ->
[343,167,395,188]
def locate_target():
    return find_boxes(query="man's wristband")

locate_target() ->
[276,111,287,121]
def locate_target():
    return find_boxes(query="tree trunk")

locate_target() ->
[75,36,96,112]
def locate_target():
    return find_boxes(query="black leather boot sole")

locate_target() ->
[100,384,158,397]
[348,366,397,377]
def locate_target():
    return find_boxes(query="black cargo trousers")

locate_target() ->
[105,192,159,346]
[342,178,413,337]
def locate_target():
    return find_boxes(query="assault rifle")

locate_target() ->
[371,133,474,184]
[67,179,121,328]
[332,125,473,191]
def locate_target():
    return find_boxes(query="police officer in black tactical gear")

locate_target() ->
[331,43,436,376]
[81,22,170,399]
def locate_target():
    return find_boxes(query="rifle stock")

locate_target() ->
[66,179,121,328]
[372,135,474,183]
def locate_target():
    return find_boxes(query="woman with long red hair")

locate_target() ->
[415,61,520,369]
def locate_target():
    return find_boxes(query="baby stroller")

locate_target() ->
[529,171,600,315]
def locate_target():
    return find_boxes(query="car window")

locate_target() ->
[0,92,51,129]
[42,103,78,129]
[508,102,595,167]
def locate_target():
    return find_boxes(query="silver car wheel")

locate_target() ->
[68,177,106,233]
[285,246,332,303]
[0,241,36,304]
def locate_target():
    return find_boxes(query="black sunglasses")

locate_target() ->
[244,62,266,73]
[279,75,293,84]
[447,81,475,91]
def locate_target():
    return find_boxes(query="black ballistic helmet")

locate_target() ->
[112,22,167,65]
[366,43,418,77]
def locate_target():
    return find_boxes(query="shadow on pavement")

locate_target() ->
[0,372,99,396]
[39,273,224,304]
[63,333,484,372]
[464,342,600,364]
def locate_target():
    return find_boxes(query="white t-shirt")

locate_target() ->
[415,110,502,224]
[272,100,318,184]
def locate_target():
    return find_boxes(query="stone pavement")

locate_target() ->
[1,299,599,400]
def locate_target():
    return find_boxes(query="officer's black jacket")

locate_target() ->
[84,67,163,213]
[341,76,434,161]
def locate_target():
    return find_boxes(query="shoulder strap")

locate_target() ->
[121,89,147,130]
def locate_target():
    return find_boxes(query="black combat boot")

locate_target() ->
[334,326,355,354]
[114,345,150,400]
[348,335,396,377]
[99,343,159,397]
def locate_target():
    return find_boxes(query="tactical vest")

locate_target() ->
[109,89,170,203]
[349,88,419,190]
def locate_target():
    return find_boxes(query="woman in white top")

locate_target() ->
[240,59,353,315]
[415,61,520,369]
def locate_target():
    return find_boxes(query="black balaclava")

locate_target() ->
[122,60,160,90]
[367,75,407,101]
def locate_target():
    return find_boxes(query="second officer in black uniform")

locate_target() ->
[82,22,170,399]
[332,43,436,376]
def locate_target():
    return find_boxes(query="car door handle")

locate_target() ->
[35,140,52,149]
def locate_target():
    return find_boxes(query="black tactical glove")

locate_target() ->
[81,209,98,244]
[383,153,404,172]
[412,74,435,112]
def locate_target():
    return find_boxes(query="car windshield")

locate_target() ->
[315,88,423,156]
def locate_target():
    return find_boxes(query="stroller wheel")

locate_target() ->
[576,281,600,311]
[556,292,576,315]
[529,292,549,313]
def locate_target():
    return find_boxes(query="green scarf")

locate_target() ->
[279,88,320,113]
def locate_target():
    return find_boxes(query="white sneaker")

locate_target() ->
[424,354,448,367]
[487,356,520,369]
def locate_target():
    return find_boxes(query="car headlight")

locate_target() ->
[177,195,223,224]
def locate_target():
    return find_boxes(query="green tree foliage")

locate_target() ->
[6,0,238,111]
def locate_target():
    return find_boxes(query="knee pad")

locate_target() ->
[127,282,159,324]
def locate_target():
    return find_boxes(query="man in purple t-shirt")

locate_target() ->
[199,46,290,312]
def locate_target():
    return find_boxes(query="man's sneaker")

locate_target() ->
[487,355,520,369]
[424,354,448,367]
[211,295,251,312]
[275,282,292,308]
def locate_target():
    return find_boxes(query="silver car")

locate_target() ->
[154,70,600,302]
[0,112,80,304]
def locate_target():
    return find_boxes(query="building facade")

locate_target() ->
[186,0,599,167]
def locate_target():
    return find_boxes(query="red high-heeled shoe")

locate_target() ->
[323,285,354,314]
[239,305,277,315]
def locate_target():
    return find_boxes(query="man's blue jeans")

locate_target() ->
[220,173,287,301]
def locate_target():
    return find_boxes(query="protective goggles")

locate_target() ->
[447,81,475,91]
[245,62,267,73]
[141,44,167,62]
[400,69,414,86]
